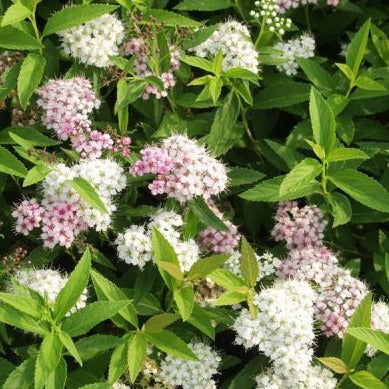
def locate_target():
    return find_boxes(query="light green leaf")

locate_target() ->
[62,300,131,337]
[108,340,128,384]
[115,79,146,111]
[327,148,369,162]
[328,169,389,213]
[335,63,355,81]
[329,192,352,227]
[23,163,51,187]
[174,288,194,321]
[148,9,201,28]
[342,293,372,369]
[209,268,247,289]
[0,26,42,50]
[228,167,265,187]
[187,254,230,281]
[17,53,46,109]
[280,158,322,196]
[355,76,387,91]
[145,330,198,360]
[0,127,61,146]
[3,357,35,389]
[42,4,119,36]
[45,358,66,389]
[370,24,389,64]
[71,177,108,214]
[144,313,180,332]
[318,357,348,374]
[215,288,249,306]
[349,370,387,389]
[224,67,259,80]
[175,0,232,11]
[180,55,213,72]
[346,19,371,75]
[58,331,82,366]
[187,303,215,340]
[309,87,336,154]
[240,237,258,287]
[159,262,184,281]
[1,3,31,27]
[128,333,147,383]
[347,328,389,356]
[0,145,27,177]
[0,292,43,319]
[0,305,46,335]
[74,335,123,362]
[53,248,91,321]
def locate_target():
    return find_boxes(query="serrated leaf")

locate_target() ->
[347,328,389,356]
[187,303,215,339]
[74,335,123,362]
[329,192,352,227]
[1,3,31,27]
[175,0,232,11]
[0,292,43,319]
[240,237,258,287]
[279,158,322,196]
[174,288,194,321]
[0,145,27,177]
[0,127,61,146]
[209,268,247,289]
[228,167,265,187]
[71,177,108,214]
[148,9,201,28]
[17,53,46,109]
[23,163,51,187]
[329,169,389,213]
[187,254,230,280]
[108,340,128,384]
[42,4,118,36]
[45,358,66,389]
[128,333,147,383]
[0,26,42,50]
[159,261,184,281]
[144,313,180,332]
[215,289,248,306]
[349,370,387,389]
[327,148,369,162]
[53,248,91,321]
[58,331,82,366]
[3,357,35,389]
[318,357,348,374]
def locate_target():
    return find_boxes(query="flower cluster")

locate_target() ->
[58,14,124,68]
[115,209,199,272]
[130,134,228,202]
[250,0,292,36]
[256,365,337,389]
[11,268,87,314]
[157,342,220,389]
[190,21,259,73]
[233,280,316,386]
[124,37,180,100]
[276,0,339,13]
[274,33,315,76]
[367,301,389,357]
[112,383,131,389]
[13,159,126,248]
[36,77,130,159]
[274,202,368,337]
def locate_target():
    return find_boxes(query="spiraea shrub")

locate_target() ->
[0,0,388,388]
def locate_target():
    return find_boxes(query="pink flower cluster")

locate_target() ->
[271,201,327,249]
[36,77,131,158]
[124,38,180,100]
[199,201,240,254]
[277,248,367,337]
[130,135,228,202]
[278,0,339,14]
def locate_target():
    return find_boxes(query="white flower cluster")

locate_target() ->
[43,159,127,232]
[224,251,281,281]
[256,365,337,389]
[12,269,87,314]
[112,383,131,389]
[233,280,316,386]
[58,14,125,68]
[189,21,259,73]
[157,342,220,389]
[250,0,292,36]
[274,33,315,75]
[115,210,199,271]
[367,301,389,357]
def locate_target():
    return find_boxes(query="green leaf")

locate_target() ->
[228,356,264,389]
[145,330,198,360]
[209,268,247,289]
[58,331,82,366]
[144,313,180,332]
[17,54,46,109]
[187,254,230,281]
[74,335,123,362]
[0,305,46,335]
[254,83,310,109]
[174,288,194,321]
[35,332,63,389]
[71,177,108,214]
[115,79,146,111]
[240,175,320,202]
[335,63,355,81]
[42,4,119,36]
[91,270,138,328]
[349,370,387,389]
[279,158,322,196]
[240,237,258,287]
[0,127,61,147]
[342,293,372,369]
[370,24,389,64]
[355,76,387,91]
[329,192,352,227]
[187,303,215,339]
[0,64,20,100]
[327,148,369,162]
[180,55,213,72]
[108,340,128,384]
[175,0,232,11]
[23,163,51,187]
[148,9,201,28]
[62,300,131,337]
[318,357,348,374]
[224,67,259,80]
[215,288,248,306]
[233,81,253,106]
[1,3,31,27]
[53,248,91,321]
[46,358,66,389]
[296,57,337,92]
[347,328,389,356]
[346,19,371,75]
[0,26,42,50]
[309,87,336,154]
[0,292,43,319]
[336,115,355,145]
[328,169,389,213]
[0,145,27,177]
[206,91,241,156]
[159,261,184,281]
[128,333,147,383]
[189,197,229,232]
[3,357,35,389]
[228,167,265,187]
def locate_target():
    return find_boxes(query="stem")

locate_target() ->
[321,161,328,195]
[345,82,354,98]
[234,0,245,20]
[303,5,312,33]
[29,9,43,55]
[255,21,266,50]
